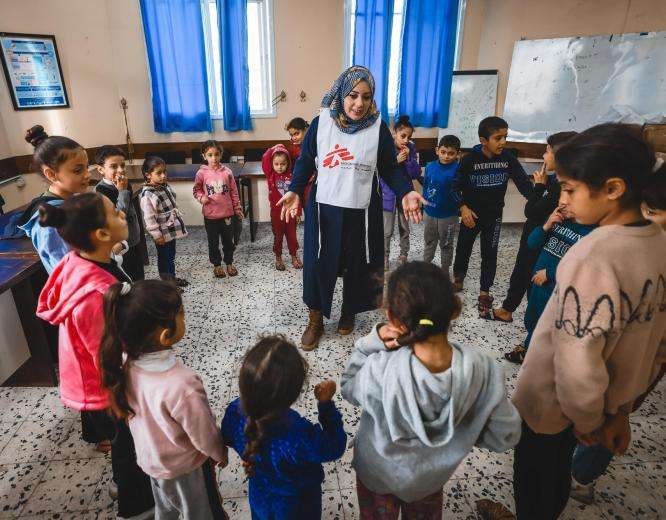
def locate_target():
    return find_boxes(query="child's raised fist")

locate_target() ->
[314,380,336,402]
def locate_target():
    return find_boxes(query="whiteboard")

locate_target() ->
[504,31,666,143]
[438,71,498,149]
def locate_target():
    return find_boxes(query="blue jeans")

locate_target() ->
[156,239,176,278]
[571,444,614,485]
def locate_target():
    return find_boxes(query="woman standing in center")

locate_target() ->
[279,66,425,351]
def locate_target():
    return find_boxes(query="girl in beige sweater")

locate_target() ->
[511,124,666,520]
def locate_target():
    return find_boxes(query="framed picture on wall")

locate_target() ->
[0,32,69,110]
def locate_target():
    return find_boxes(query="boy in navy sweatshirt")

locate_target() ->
[451,117,533,317]
[492,131,578,324]
[422,134,461,273]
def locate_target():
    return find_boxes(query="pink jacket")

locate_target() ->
[193,164,241,220]
[127,357,227,479]
[36,252,115,411]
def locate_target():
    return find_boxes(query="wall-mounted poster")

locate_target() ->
[0,32,69,110]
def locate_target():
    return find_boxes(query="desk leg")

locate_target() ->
[243,178,257,242]
[5,275,58,386]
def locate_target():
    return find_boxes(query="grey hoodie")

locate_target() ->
[341,325,521,502]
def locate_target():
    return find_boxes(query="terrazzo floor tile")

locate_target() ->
[0,388,41,423]
[0,422,21,456]
[2,223,665,518]
[595,462,663,519]
[217,450,248,499]
[0,419,75,464]
[85,463,114,515]
[20,458,105,515]
[0,462,49,518]
[222,496,252,518]
[322,490,345,519]
[26,390,77,422]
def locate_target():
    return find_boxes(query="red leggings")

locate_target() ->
[270,207,299,256]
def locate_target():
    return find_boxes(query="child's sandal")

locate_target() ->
[213,266,226,278]
[291,256,303,269]
[275,258,286,271]
[95,440,112,453]
[477,294,494,318]
[227,264,238,277]
[504,345,527,365]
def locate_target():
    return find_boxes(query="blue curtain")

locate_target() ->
[217,0,252,131]
[398,0,459,127]
[352,0,394,120]
[139,0,212,132]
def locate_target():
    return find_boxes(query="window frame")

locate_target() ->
[201,0,277,120]
[343,0,467,117]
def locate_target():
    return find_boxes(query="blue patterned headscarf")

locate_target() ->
[321,65,379,134]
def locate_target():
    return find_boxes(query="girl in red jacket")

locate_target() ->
[263,144,302,271]
[193,140,244,278]
[36,192,154,519]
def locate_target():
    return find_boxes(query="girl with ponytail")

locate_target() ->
[221,336,347,519]
[18,125,91,273]
[99,280,228,519]
[35,192,155,519]
[341,261,521,518]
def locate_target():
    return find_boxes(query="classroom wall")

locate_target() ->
[0,0,346,157]
[464,0,666,116]
[0,111,11,160]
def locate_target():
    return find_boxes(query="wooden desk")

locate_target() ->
[0,212,57,386]
[239,161,264,242]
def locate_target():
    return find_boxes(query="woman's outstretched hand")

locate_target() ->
[402,191,426,224]
[278,192,301,223]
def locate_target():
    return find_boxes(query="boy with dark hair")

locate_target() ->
[493,131,578,327]
[422,135,461,274]
[94,145,145,280]
[451,116,532,317]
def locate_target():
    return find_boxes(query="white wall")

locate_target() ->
[463,0,666,115]
[0,0,347,157]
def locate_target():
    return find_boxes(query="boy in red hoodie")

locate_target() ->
[263,144,302,271]
[193,140,244,278]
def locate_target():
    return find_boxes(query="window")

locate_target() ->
[344,0,466,116]
[201,0,276,119]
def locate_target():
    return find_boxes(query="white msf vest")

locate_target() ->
[315,108,381,209]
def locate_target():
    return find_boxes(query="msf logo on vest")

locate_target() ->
[323,144,355,168]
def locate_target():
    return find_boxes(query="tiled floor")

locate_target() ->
[1,223,664,519]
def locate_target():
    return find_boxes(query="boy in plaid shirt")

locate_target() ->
[140,156,188,286]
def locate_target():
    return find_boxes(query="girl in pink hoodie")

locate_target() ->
[36,192,154,519]
[193,140,244,278]
[100,279,228,519]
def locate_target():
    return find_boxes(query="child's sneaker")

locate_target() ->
[398,254,408,266]
[452,278,464,293]
[570,480,596,505]
[213,266,226,278]
[226,264,238,277]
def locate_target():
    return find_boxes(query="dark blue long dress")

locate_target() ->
[289,116,411,318]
